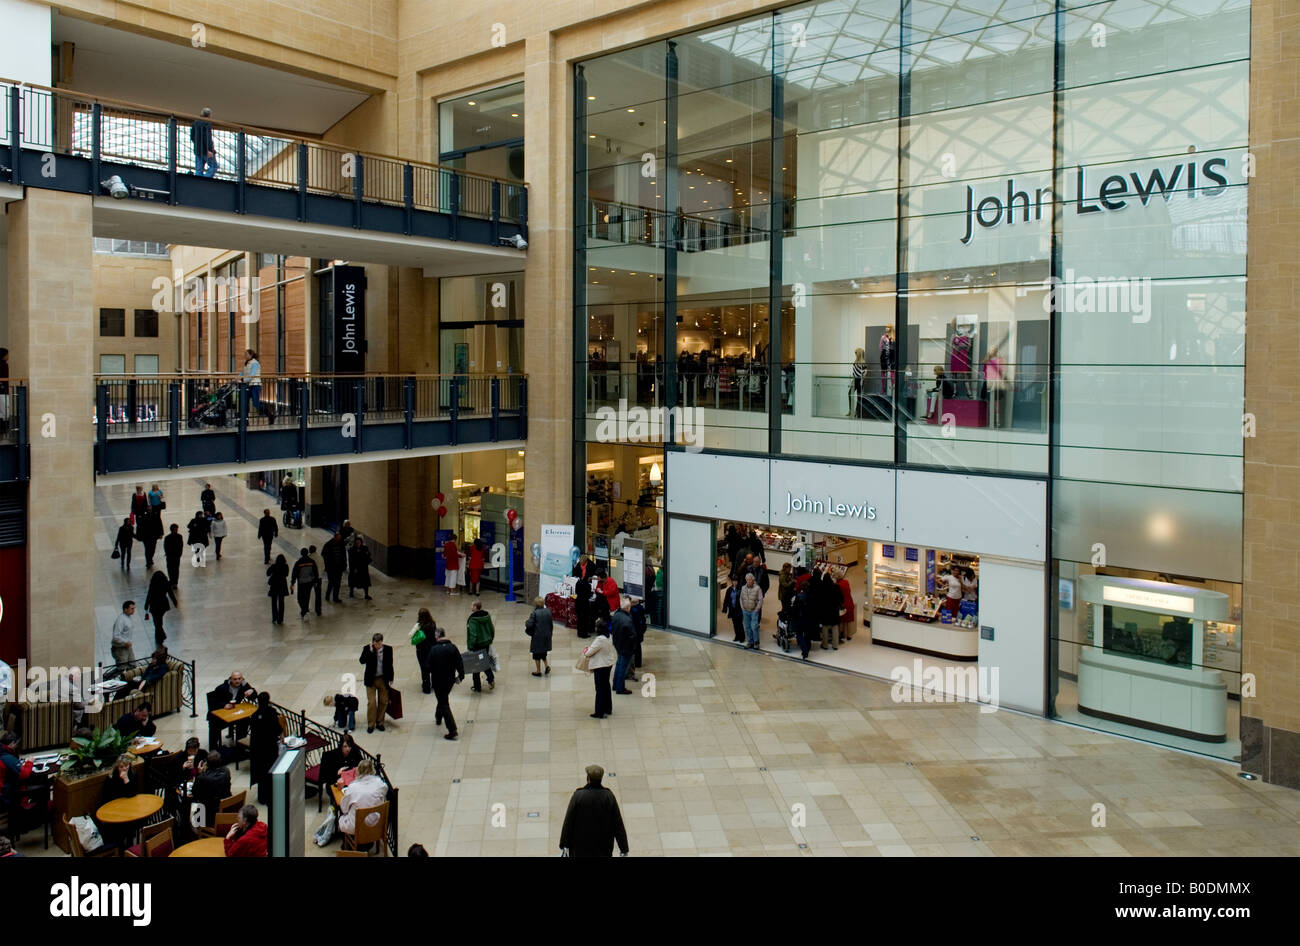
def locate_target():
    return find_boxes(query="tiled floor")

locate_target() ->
[17,472,1300,857]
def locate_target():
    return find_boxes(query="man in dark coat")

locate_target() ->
[206,671,258,749]
[163,523,184,589]
[358,633,395,734]
[559,765,629,857]
[138,509,163,569]
[192,752,231,827]
[321,533,347,603]
[290,548,321,618]
[611,598,637,695]
[191,107,217,176]
[114,702,157,739]
[426,628,464,740]
[257,509,278,564]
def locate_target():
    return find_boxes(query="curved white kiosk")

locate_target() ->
[1076,575,1229,743]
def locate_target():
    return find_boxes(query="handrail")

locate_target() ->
[98,654,199,719]
[93,371,528,382]
[0,76,528,188]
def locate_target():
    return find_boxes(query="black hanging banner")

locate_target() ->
[332,265,367,373]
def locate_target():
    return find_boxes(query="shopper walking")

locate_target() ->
[791,580,814,660]
[426,628,464,740]
[348,536,373,600]
[721,577,745,643]
[110,600,138,668]
[740,572,764,649]
[467,538,484,596]
[525,597,553,676]
[611,597,637,694]
[211,512,227,560]
[442,535,461,596]
[412,608,437,693]
[583,619,616,719]
[138,506,163,570]
[144,570,177,646]
[186,510,211,568]
[321,532,347,603]
[114,517,134,571]
[359,632,394,734]
[200,482,217,518]
[191,107,218,176]
[559,765,629,857]
[290,547,320,619]
[466,600,496,692]
[778,563,795,613]
[163,523,184,590]
[257,509,278,563]
[147,484,165,517]
[130,485,150,525]
[266,554,289,625]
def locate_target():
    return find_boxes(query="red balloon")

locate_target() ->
[434,492,445,504]
[506,509,517,523]
[437,506,447,517]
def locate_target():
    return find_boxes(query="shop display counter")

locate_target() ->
[871,612,979,660]
[1077,647,1227,742]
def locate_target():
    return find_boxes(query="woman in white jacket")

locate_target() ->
[584,618,616,719]
[337,758,388,841]
[210,512,228,560]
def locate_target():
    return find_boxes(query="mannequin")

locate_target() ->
[949,321,974,397]
[878,326,897,396]
[850,348,868,417]
[982,344,1006,427]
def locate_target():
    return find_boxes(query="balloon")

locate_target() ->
[506,508,517,523]
[437,506,447,517]
[511,516,523,531]
[434,492,445,504]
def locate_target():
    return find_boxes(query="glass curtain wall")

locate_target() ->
[574,0,1248,726]
[1050,0,1248,761]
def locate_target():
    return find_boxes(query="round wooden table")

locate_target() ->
[169,837,227,858]
[128,738,164,756]
[212,704,257,724]
[96,794,164,824]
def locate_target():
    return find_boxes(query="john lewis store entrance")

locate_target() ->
[664,453,1049,714]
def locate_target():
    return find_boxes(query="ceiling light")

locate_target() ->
[467,100,477,106]
[589,134,596,138]
[511,112,519,117]
[627,107,636,113]
[588,95,596,101]
[725,158,733,163]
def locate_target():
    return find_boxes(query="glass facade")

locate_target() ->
[574,0,1247,758]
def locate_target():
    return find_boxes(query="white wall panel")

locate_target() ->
[666,451,769,522]
[897,468,1046,560]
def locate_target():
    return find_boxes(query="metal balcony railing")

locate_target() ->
[1,78,528,235]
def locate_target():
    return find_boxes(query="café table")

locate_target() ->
[97,794,164,848]
[212,702,258,763]
[128,737,164,756]
[169,837,227,858]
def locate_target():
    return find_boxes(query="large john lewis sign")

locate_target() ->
[960,155,1232,245]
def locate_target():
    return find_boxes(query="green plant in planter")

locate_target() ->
[61,727,130,777]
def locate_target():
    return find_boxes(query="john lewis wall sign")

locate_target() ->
[331,265,367,373]
[960,156,1231,245]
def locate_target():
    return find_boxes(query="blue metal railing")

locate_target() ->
[91,372,527,475]
[1,79,528,239]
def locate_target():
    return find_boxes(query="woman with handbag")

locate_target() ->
[412,608,437,693]
[580,618,616,719]
[526,597,553,677]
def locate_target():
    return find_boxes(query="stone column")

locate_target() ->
[7,189,95,668]
[1242,0,1300,789]
[521,33,574,596]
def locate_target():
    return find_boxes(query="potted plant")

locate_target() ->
[60,727,130,778]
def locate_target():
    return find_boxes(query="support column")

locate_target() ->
[1242,0,1300,790]
[7,189,95,668]
[522,32,574,597]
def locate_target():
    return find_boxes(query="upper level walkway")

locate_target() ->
[1,80,527,271]
[0,373,527,484]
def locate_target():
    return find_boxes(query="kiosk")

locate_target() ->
[1076,575,1229,743]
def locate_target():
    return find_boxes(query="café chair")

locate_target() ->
[342,801,388,857]
[199,811,240,839]
[126,817,174,858]
[217,790,246,815]
[61,813,118,858]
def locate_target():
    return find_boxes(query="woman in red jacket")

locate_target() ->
[598,569,620,614]
[837,576,856,644]
[224,804,268,857]
[468,539,485,597]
